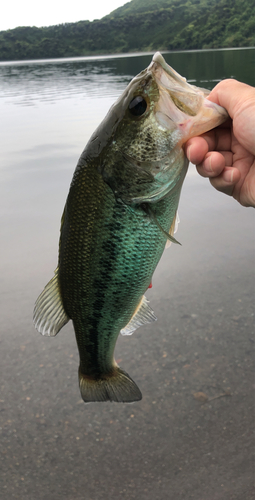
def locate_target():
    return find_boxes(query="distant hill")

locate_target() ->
[106,0,184,17]
[0,0,254,61]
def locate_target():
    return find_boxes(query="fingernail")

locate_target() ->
[203,156,213,173]
[223,169,234,183]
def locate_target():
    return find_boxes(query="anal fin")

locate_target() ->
[121,295,157,336]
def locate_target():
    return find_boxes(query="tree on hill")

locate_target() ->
[0,0,254,61]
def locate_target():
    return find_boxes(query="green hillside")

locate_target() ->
[0,0,254,61]
[107,0,216,17]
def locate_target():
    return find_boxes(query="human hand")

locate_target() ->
[184,79,255,208]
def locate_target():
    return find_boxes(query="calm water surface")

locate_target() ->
[0,49,254,500]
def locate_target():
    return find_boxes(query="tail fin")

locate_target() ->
[78,367,142,403]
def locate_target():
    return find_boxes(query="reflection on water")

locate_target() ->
[0,48,254,107]
[0,61,132,106]
[0,48,254,215]
[0,48,254,181]
[0,47,254,223]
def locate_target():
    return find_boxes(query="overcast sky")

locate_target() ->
[1,0,129,31]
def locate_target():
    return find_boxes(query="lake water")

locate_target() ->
[0,49,254,500]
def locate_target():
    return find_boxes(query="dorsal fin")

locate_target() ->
[121,295,157,336]
[33,268,69,337]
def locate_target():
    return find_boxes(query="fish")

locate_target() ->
[33,52,228,403]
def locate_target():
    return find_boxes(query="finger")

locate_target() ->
[201,127,232,153]
[209,167,241,196]
[185,137,208,164]
[208,79,254,118]
[196,151,226,177]
[185,127,232,163]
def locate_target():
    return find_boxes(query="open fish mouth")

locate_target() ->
[149,52,228,141]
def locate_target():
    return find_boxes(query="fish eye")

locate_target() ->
[128,96,147,117]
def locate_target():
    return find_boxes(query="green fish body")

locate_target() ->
[34,53,228,403]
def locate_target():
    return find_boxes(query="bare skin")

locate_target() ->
[184,79,255,208]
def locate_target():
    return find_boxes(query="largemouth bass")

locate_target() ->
[34,53,228,403]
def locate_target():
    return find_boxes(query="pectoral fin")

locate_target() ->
[165,211,180,249]
[33,268,69,336]
[142,204,181,245]
[121,295,157,336]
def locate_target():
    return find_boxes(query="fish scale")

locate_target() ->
[60,155,181,396]
[33,52,228,403]
[60,161,173,369]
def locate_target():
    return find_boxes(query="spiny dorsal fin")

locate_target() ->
[33,268,69,337]
[120,295,157,336]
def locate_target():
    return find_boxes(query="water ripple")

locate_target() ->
[0,60,133,106]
